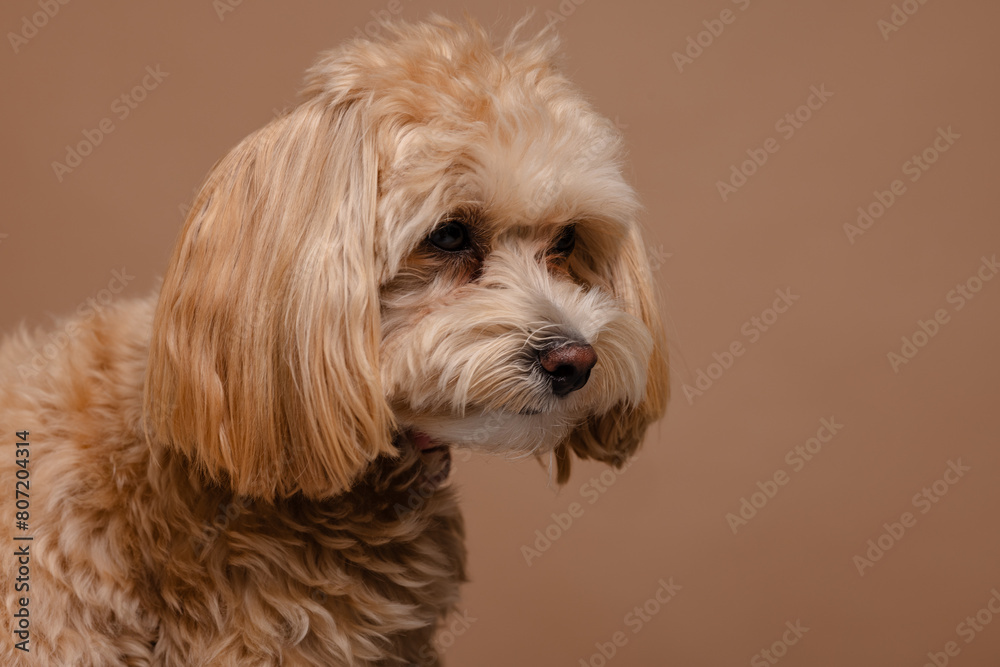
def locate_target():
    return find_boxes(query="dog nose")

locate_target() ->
[538,343,597,397]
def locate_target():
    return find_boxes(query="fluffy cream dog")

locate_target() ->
[0,16,668,666]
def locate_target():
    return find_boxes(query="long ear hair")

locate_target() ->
[144,96,396,500]
[553,222,670,484]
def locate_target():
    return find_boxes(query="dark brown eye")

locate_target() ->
[551,224,576,257]
[428,220,470,252]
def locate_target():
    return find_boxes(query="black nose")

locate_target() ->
[538,343,597,397]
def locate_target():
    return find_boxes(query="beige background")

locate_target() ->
[2,1,999,665]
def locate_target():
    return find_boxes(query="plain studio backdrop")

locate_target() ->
[2,1,999,665]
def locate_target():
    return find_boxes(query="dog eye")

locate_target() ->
[551,224,576,256]
[428,220,470,252]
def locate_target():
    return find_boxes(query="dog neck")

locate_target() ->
[20,294,465,662]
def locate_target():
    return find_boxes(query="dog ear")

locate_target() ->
[144,97,396,500]
[553,223,670,484]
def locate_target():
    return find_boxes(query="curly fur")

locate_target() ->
[0,15,667,665]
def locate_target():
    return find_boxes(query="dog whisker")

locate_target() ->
[0,16,667,664]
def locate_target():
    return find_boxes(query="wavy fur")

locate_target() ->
[0,15,667,665]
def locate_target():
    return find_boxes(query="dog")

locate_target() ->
[0,15,668,666]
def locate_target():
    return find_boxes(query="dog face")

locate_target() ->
[144,17,668,499]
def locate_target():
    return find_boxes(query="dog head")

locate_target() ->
[144,16,668,499]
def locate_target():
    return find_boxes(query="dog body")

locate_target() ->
[1,17,667,666]
[1,298,463,665]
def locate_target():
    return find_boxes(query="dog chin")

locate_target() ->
[403,409,577,457]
